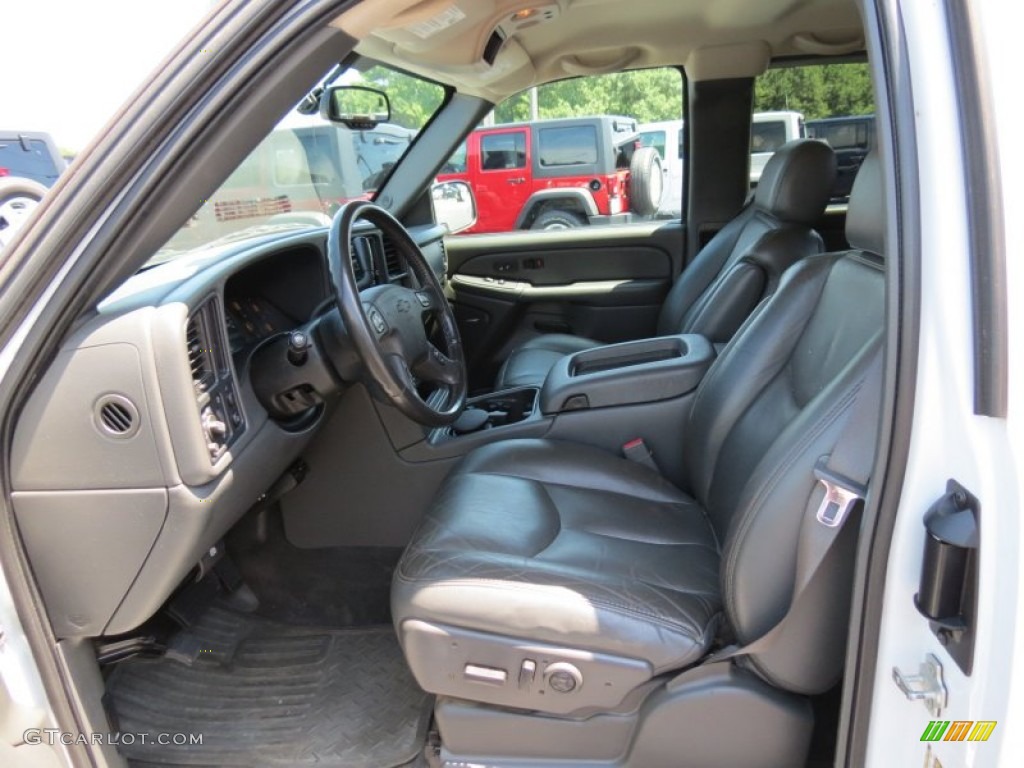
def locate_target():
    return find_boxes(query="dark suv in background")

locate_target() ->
[805,115,875,200]
[0,130,66,187]
[1,131,67,249]
[437,115,662,233]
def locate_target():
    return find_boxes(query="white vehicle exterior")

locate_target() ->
[639,113,807,214]
[164,114,415,251]
[750,110,805,184]
[859,0,1022,765]
[638,119,684,216]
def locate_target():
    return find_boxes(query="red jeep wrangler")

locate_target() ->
[436,115,663,234]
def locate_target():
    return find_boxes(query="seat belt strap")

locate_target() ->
[707,351,883,665]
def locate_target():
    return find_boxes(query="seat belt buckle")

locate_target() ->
[623,438,659,472]
[813,459,866,528]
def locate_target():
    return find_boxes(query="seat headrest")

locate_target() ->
[845,149,884,255]
[753,139,837,225]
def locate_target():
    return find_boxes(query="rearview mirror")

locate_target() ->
[320,86,391,130]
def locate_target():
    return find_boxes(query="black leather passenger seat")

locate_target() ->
[495,138,838,389]
[393,151,885,765]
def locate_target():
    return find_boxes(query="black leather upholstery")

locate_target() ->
[494,333,602,390]
[394,441,721,673]
[494,139,836,389]
[752,138,839,224]
[845,150,884,255]
[396,149,884,705]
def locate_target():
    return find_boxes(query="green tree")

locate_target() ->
[493,68,684,124]
[754,63,873,119]
[359,65,446,130]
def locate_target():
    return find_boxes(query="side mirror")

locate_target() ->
[432,181,476,235]
[320,86,390,130]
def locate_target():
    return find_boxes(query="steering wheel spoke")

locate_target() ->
[414,290,437,312]
[413,342,461,387]
[362,302,390,336]
[326,201,466,426]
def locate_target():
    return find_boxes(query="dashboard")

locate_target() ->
[9,220,448,639]
[223,245,328,357]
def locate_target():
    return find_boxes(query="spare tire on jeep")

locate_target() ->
[628,146,663,217]
[0,177,48,250]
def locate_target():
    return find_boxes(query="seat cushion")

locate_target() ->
[494,334,601,389]
[393,439,723,674]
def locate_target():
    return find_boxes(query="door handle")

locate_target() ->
[507,177,526,185]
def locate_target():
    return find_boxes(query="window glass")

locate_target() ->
[443,141,467,173]
[0,139,61,184]
[481,132,526,170]
[751,121,787,153]
[753,62,875,201]
[154,62,445,263]
[437,67,684,235]
[222,152,262,189]
[639,129,666,160]
[806,120,872,150]
[538,126,598,167]
[295,128,340,185]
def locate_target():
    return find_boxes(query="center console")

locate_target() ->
[406,335,716,482]
[438,387,539,439]
[540,334,715,414]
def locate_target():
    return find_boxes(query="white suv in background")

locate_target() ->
[750,110,805,184]
[641,112,808,214]
[639,119,684,217]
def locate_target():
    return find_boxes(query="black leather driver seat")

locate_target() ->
[394,152,884,738]
[495,139,837,389]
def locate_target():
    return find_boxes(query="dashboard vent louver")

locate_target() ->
[186,311,215,397]
[94,395,140,438]
[348,238,367,281]
[381,234,404,278]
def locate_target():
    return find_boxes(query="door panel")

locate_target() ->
[446,221,683,387]
[475,129,530,232]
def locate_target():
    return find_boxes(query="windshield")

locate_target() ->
[152,63,445,262]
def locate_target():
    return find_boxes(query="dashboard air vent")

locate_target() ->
[186,311,215,396]
[348,238,367,281]
[94,394,140,438]
[382,234,404,278]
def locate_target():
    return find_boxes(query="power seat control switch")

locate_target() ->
[464,664,507,686]
[518,659,537,690]
[545,662,583,693]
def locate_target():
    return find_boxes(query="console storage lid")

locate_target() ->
[540,334,715,414]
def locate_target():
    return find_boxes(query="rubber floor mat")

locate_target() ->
[106,607,431,767]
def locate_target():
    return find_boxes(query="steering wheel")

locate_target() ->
[326,201,467,426]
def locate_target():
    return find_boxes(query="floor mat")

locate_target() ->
[106,607,431,767]
[226,508,401,627]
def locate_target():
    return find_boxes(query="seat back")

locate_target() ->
[657,139,836,344]
[682,151,885,693]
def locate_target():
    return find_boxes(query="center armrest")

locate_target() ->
[539,334,715,415]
